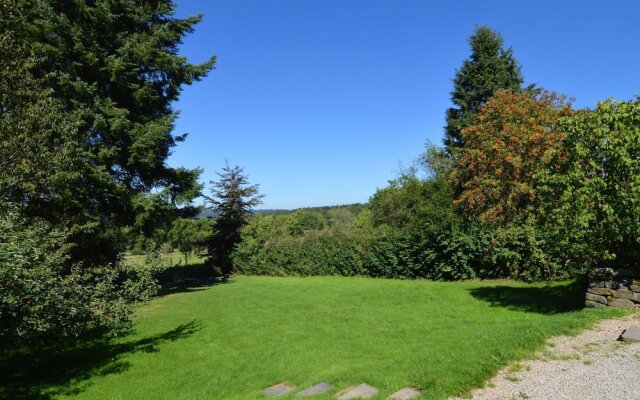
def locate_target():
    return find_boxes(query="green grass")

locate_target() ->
[2,276,627,400]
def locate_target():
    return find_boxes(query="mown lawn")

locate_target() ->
[3,276,626,399]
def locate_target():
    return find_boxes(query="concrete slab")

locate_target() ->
[621,325,640,342]
[386,387,421,399]
[336,383,379,399]
[297,382,332,397]
[263,382,296,397]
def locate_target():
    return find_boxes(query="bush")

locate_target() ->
[233,214,396,278]
[540,99,640,270]
[0,206,158,344]
[234,227,363,277]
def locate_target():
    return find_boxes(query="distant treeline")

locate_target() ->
[197,204,365,220]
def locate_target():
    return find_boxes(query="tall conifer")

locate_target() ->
[444,26,524,154]
[3,0,215,264]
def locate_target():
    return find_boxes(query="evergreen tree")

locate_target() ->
[0,1,83,213]
[444,26,524,154]
[2,0,215,265]
[205,164,263,277]
[0,0,212,341]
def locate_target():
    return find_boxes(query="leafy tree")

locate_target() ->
[451,89,572,279]
[444,26,524,154]
[370,174,437,229]
[420,141,455,178]
[369,170,476,279]
[205,164,263,277]
[168,218,211,266]
[3,0,214,266]
[542,99,640,270]
[453,89,571,224]
[288,210,328,235]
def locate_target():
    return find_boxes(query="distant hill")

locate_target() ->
[197,208,289,219]
[197,203,366,219]
[295,203,366,214]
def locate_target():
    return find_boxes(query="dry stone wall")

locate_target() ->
[586,268,640,309]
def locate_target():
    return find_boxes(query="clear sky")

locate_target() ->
[169,0,640,209]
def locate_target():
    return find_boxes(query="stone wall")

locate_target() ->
[586,268,640,308]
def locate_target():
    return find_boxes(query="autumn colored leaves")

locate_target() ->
[453,89,571,224]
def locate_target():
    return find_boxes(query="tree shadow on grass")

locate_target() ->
[468,280,586,314]
[154,262,233,298]
[0,320,201,400]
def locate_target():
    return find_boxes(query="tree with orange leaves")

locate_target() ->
[453,89,572,225]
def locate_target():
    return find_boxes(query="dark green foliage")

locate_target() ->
[444,26,523,153]
[0,0,84,218]
[130,176,204,241]
[205,164,263,276]
[0,204,158,343]
[3,0,214,266]
[0,0,209,341]
[366,145,494,280]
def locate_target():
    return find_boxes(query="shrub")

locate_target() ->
[540,98,640,270]
[0,206,158,344]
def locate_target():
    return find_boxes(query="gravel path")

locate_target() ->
[450,313,640,400]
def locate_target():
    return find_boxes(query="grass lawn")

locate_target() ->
[3,275,626,399]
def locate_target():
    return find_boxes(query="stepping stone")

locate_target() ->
[297,382,333,397]
[336,383,379,399]
[621,325,640,342]
[386,387,421,399]
[263,382,296,397]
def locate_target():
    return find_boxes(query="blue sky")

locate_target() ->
[169,1,640,209]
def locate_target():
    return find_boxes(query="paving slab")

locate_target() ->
[386,387,421,399]
[263,382,296,397]
[297,382,333,397]
[336,383,379,399]
[621,325,640,342]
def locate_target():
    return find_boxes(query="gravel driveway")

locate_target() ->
[450,313,640,400]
